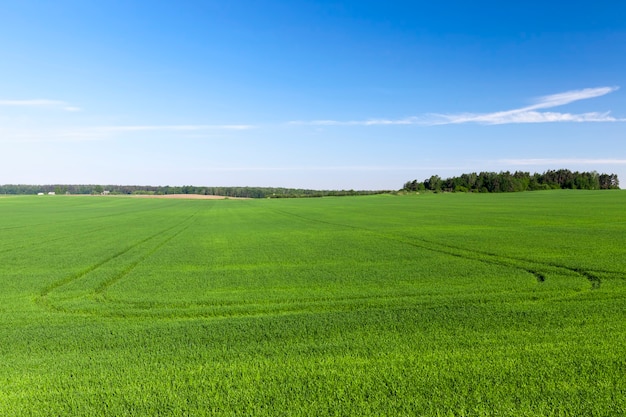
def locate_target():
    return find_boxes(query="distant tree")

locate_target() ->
[425,175,442,192]
[599,173,619,189]
[402,169,619,194]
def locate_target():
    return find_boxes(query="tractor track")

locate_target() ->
[37,211,200,310]
[269,208,604,290]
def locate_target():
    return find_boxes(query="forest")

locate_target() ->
[403,169,619,193]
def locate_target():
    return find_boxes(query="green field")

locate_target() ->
[1,192,625,416]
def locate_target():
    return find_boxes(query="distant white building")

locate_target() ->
[37,193,44,196]
[48,192,55,195]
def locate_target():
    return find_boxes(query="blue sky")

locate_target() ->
[1,1,625,189]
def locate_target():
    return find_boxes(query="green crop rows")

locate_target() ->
[1,191,625,416]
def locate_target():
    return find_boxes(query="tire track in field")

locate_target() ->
[403,237,606,289]
[0,224,111,255]
[37,211,200,309]
[49,286,492,320]
[0,200,166,232]
[269,208,603,290]
[0,200,186,254]
[93,219,194,295]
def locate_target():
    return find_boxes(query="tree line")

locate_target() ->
[1,170,619,197]
[403,169,619,193]
[0,184,391,198]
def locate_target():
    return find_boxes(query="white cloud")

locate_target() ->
[0,99,81,112]
[95,124,254,132]
[430,111,622,125]
[498,158,626,166]
[0,124,256,143]
[288,117,423,126]
[427,86,623,125]
[190,164,467,172]
[291,86,624,126]
[525,87,617,110]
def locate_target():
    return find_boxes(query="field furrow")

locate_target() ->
[271,205,599,290]
[36,209,201,313]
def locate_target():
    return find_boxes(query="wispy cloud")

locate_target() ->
[190,164,468,172]
[95,124,254,132]
[0,99,81,112]
[0,124,256,142]
[499,158,626,166]
[430,86,623,125]
[290,86,624,126]
[288,117,422,126]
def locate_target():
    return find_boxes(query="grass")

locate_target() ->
[1,191,625,415]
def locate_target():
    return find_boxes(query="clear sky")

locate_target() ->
[1,1,625,190]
